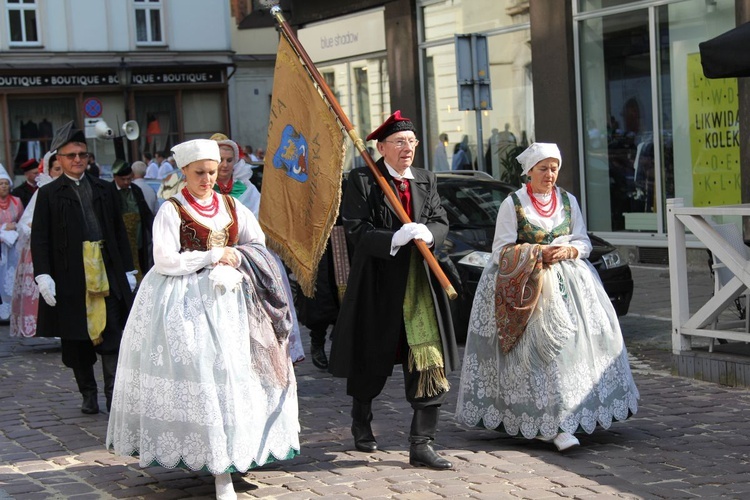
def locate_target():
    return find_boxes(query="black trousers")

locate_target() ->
[61,295,125,369]
[346,341,448,410]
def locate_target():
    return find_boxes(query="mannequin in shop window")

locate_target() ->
[632,140,655,213]
[15,119,40,168]
[145,114,161,155]
[39,118,53,151]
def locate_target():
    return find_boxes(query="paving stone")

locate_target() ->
[3,266,750,499]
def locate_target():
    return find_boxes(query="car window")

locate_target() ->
[438,181,511,226]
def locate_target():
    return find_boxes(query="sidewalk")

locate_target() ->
[2,264,750,499]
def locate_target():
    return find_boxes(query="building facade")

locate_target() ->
[0,0,233,176]
[235,0,747,256]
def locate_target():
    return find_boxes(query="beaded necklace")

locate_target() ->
[216,178,234,195]
[182,187,219,217]
[0,196,10,211]
[526,182,557,217]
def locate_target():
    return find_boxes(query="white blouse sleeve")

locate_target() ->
[567,194,592,259]
[152,202,223,276]
[234,201,266,246]
[17,190,38,237]
[491,196,519,263]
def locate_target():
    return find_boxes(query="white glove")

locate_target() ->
[392,223,420,249]
[126,270,138,292]
[412,223,434,246]
[35,274,57,307]
[0,229,18,246]
[17,223,31,239]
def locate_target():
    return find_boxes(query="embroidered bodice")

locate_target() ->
[168,195,239,252]
[511,189,572,245]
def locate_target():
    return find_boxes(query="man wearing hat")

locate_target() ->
[328,110,459,470]
[31,121,137,415]
[12,158,40,207]
[112,159,154,282]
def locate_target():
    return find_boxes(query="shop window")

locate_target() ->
[134,94,177,157]
[318,58,389,172]
[420,1,532,178]
[134,0,163,45]
[578,0,735,234]
[7,98,76,171]
[6,0,39,46]
[182,91,225,141]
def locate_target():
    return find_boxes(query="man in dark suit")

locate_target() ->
[31,122,137,414]
[328,111,458,470]
[12,158,40,207]
[111,159,154,281]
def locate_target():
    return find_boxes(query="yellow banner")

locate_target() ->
[260,35,346,297]
[687,52,740,206]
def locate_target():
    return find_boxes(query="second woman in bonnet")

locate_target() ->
[455,142,639,452]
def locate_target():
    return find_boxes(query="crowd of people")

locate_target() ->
[0,113,639,498]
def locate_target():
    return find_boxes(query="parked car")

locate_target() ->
[435,171,633,343]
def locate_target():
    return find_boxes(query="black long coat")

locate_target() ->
[11,182,36,208]
[31,174,135,340]
[328,159,459,378]
[125,182,155,274]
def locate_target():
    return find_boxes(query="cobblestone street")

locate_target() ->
[2,265,750,499]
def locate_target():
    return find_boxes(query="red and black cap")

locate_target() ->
[366,110,416,142]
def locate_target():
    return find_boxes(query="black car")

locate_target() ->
[435,171,634,343]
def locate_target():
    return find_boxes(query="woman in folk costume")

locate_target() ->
[0,163,24,321]
[10,152,63,337]
[455,142,639,452]
[211,134,305,364]
[106,139,300,500]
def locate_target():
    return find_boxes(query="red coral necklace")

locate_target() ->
[526,182,557,217]
[216,178,233,195]
[182,187,219,217]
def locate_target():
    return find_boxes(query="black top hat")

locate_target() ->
[49,121,87,152]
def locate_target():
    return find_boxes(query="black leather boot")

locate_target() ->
[409,407,452,470]
[310,341,328,370]
[351,399,377,452]
[73,366,99,414]
[101,354,119,413]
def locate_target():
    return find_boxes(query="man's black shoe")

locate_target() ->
[311,344,328,370]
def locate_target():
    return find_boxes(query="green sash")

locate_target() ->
[403,248,450,398]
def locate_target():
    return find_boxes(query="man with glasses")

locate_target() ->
[328,110,458,470]
[31,122,137,415]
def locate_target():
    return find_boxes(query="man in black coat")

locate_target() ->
[12,158,40,207]
[111,159,154,279]
[328,111,458,470]
[31,122,137,415]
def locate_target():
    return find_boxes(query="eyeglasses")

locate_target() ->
[58,152,90,160]
[383,139,420,149]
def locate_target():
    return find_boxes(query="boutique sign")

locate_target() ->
[0,73,119,88]
[0,69,224,89]
[129,70,224,85]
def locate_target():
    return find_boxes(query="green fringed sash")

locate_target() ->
[403,248,450,398]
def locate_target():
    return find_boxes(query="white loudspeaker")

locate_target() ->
[94,120,114,139]
[122,120,140,141]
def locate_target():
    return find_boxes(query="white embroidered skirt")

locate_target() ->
[455,259,639,439]
[106,267,300,474]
